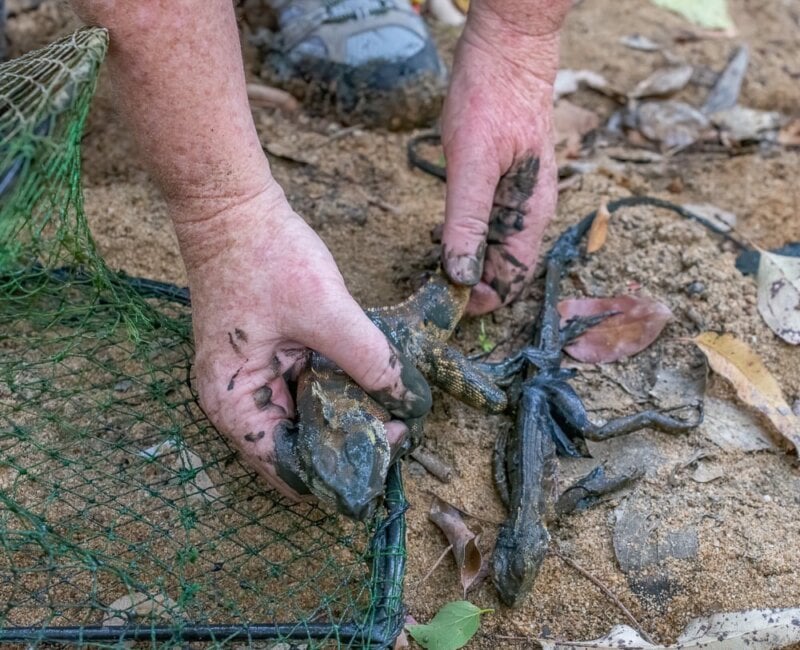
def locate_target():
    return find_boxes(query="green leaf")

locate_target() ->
[406,601,492,650]
[650,0,735,30]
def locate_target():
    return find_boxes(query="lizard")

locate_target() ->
[274,273,509,520]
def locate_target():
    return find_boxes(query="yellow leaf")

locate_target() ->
[694,332,800,455]
[586,202,610,254]
[453,0,469,14]
[650,0,735,31]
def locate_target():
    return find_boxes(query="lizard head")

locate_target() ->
[492,520,550,607]
[293,355,392,520]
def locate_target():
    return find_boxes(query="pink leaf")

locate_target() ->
[558,296,673,363]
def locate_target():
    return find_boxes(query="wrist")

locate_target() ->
[171,179,292,272]
[463,0,566,82]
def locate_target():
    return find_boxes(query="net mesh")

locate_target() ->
[0,27,406,648]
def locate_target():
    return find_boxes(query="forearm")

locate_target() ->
[70,0,276,223]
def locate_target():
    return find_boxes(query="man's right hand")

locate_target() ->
[179,184,432,499]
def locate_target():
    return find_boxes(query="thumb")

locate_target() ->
[441,139,501,285]
[295,292,433,421]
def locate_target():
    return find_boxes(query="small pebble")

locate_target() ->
[685,280,706,297]
[667,176,684,193]
[686,307,706,329]
[113,379,133,392]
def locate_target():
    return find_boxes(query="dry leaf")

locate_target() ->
[636,101,710,150]
[140,439,222,504]
[554,100,600,158]
[619,34,662,51]
[630,65,693,99]
[711,106,783,143]
[613,498,697,574]
[246,83,299,112]
[702,45,749,114]
[757,252,800,345]
[103,592,180,626]
[701,397,778,452]
[554,69,609,100]
[538,607,800,649]
[586,202,610,253]
[691,462,725,483]
[778,118,800,146]
[429,496,486,595]
[558,296,673,363]
[693,332,800,455]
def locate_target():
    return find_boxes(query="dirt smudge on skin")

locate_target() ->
[244,430,266,443]
[228,331,243,356]
[253,385,273,410]
[227,366,243,391]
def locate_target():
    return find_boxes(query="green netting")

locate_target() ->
[0,27,407,648]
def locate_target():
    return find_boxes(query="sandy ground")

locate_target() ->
[5,0,800,647]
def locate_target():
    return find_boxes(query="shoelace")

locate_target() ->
[277,0,400,50]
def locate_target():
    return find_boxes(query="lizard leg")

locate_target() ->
[555,464,643,516]
[584,402,704,441]
[540,379,592,457]
[473,352,526,386]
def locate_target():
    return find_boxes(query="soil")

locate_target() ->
[5,0,800,647]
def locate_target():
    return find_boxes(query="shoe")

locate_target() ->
[256,0,448,129]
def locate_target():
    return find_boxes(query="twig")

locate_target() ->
[550,547,656,645]
[412,544,453,590]
[315,124,364,147]
[353,186,400,215]
[410,447,454,483]
[246,83,299,112]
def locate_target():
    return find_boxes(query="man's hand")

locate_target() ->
[69,0,431,499]
[180,186,431,498]
[441,1,569,314]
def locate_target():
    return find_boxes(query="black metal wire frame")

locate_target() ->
[0,464,408,648]
[0,268,410,649]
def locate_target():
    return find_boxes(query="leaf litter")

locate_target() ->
[586,201,610,254]
[558,296,673,364]
[428,496,487,595]
[701,45,749,114]
[756,252,800,345]
[693,332,800,455]
[629,65,693,99]
[537,607,800,649]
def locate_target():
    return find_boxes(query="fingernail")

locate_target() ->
[367,356,432,420]
[445,253,482,285]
